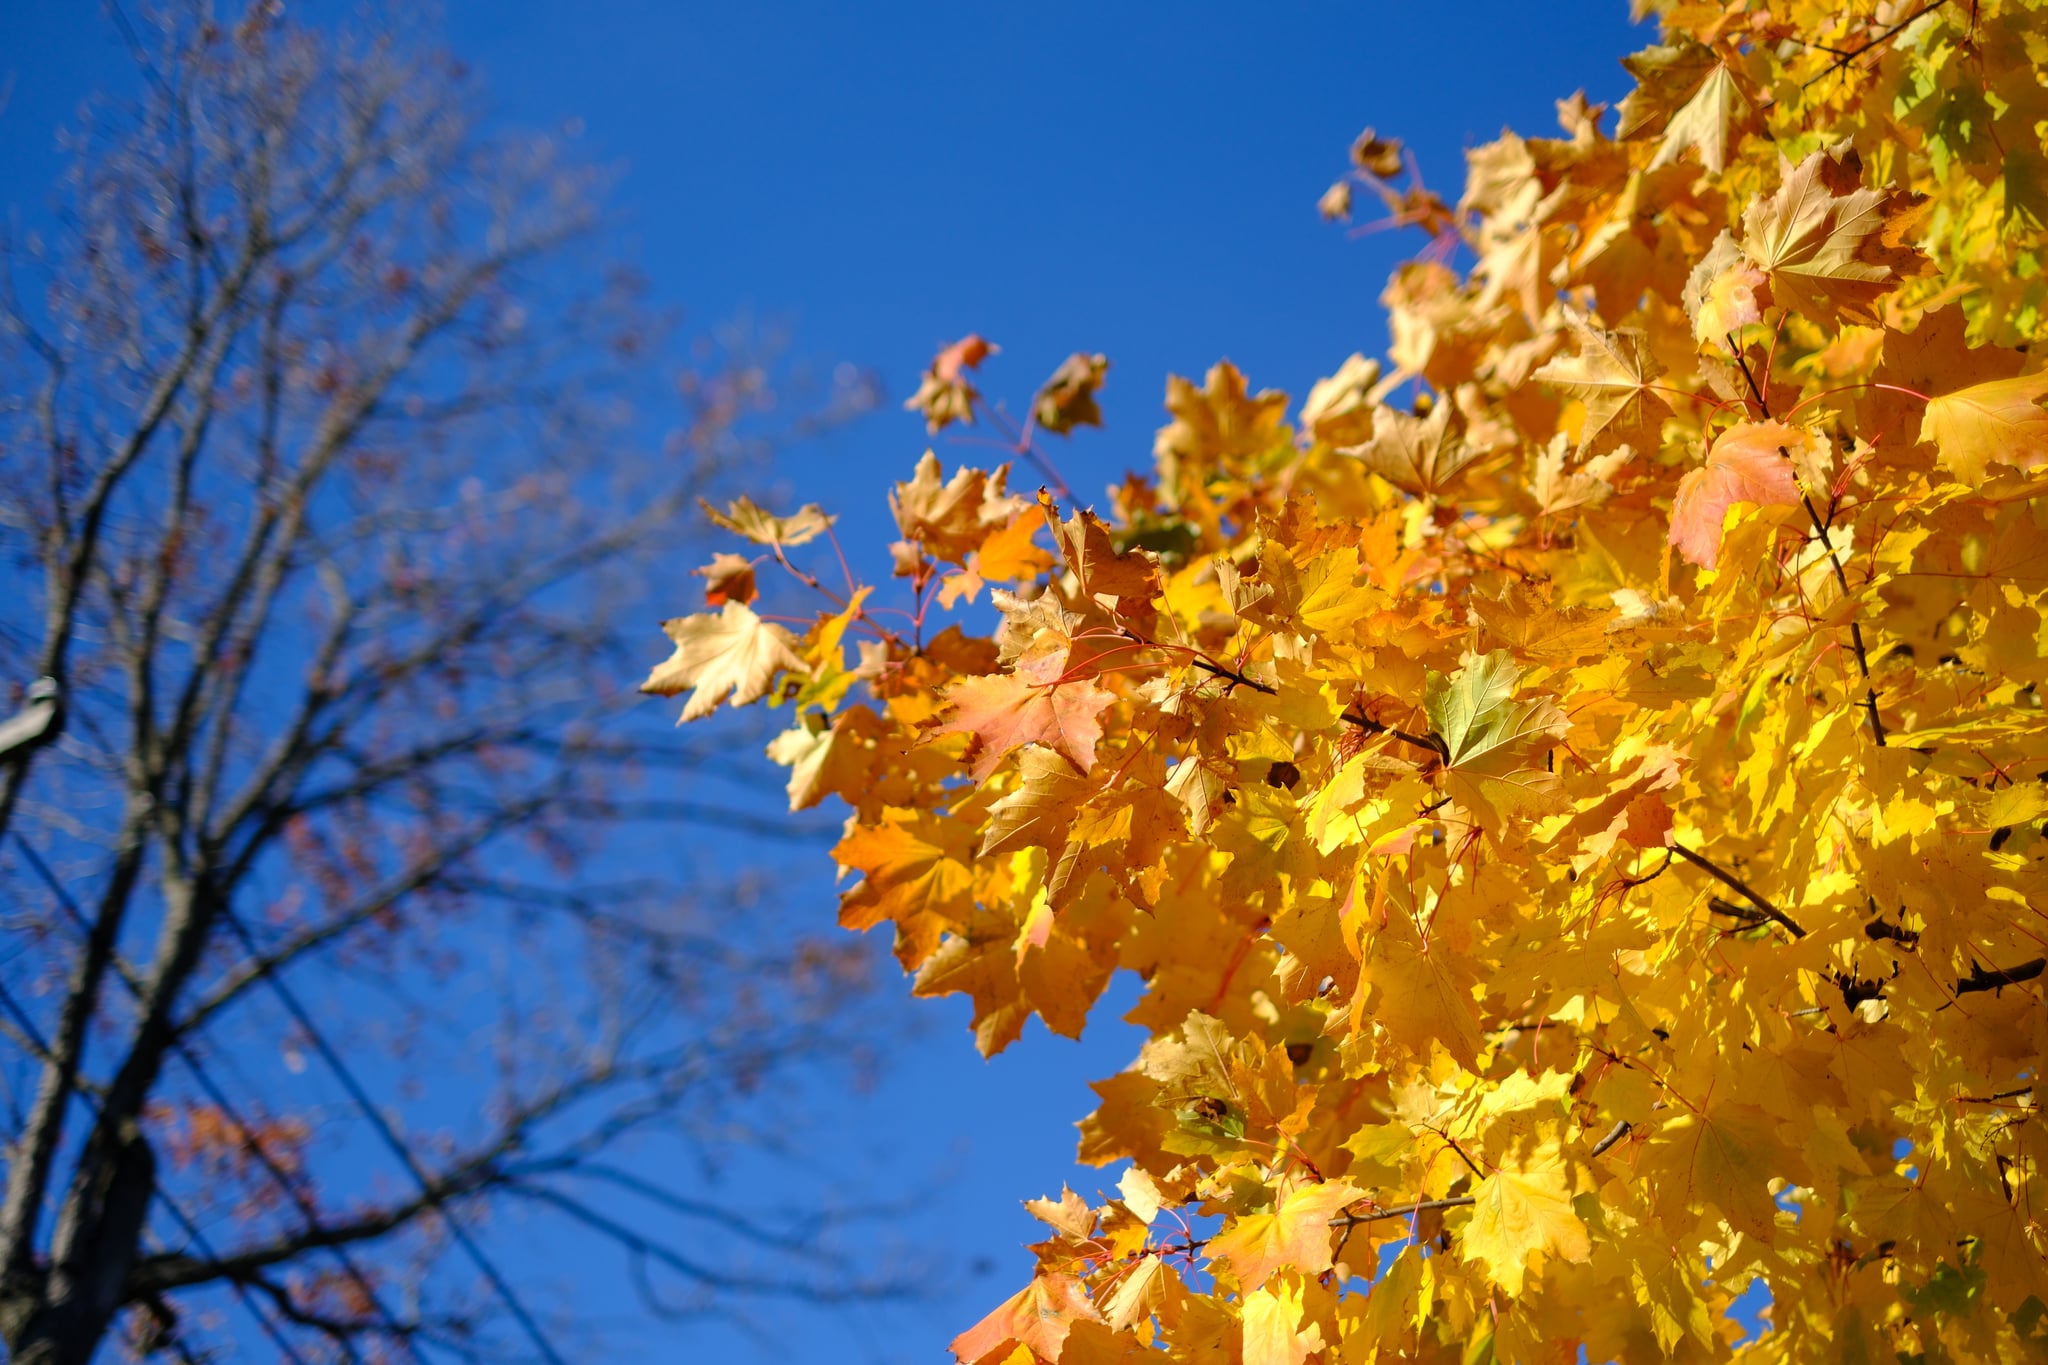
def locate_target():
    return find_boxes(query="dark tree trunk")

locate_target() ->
[3,1125,154,1365]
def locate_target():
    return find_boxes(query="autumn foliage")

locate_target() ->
[647,0,2048,1359]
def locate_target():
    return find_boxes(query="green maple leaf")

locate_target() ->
[1422,650,1569,829]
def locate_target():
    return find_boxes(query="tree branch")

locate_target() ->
[1330,1196,1477,1228]
[1670,843,1807,938]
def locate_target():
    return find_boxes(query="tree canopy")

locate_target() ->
[650,0,2048,1359]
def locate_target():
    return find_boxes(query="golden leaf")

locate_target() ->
[1422,650,1568,828]
[1919,372,2048,485]
[1737,148,1930,327]
[701,494,833,548]
[640,601,804,721]
[950,1273,1100,1365]
[1343,403,1480,500]
[1531,310,1669,451]
[1034,352,1111,435]
[1458,1146,1591,1295]
[891,452,1028,564]
[1205,1182,1363,1290]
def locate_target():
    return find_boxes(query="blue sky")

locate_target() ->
[0,3,1649,1360]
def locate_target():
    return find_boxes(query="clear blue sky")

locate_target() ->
[0,3,1647,1360]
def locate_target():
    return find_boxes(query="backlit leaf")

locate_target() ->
[1919,372,2048,485]
[1205,1182,1363,1290]
[1667,420,1806,569]
[640,601,804,721]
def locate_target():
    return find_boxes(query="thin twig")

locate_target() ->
[1776,449,1887,746]
[1111,626,1280,696]
[1671,844,1807,938]
[216,909,572,1365]
[1708,895,1771,929]
[1803,0,1950,87]
[1339,707,1446,760]
[1616,850,1674,889]
[1956,1087,2036,1105]
[1188,655,1279,697]
[1330,1196,1477,1228]
[1728,333,1771,416]
[1726,338,1886,745]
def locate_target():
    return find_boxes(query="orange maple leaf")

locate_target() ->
[1044,498,1159,603]
[950,1273,1101,1365]
[935,672,1115,782]
[1204,1181,1364,1290]
[940,511,1061,608]
[833,809,975,966]
[1667,421,1806,569]
[905,335,999,433]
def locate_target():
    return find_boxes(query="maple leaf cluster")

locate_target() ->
[644,0,2048,1359]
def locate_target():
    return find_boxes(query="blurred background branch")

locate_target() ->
[0,4,893,1361]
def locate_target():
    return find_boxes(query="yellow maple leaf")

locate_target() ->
[1299,353,1384,447]
[700,493,833,548]
[1737,147,1930,327]
[1357,917,1485,1065]
[1024,1185,1096,1239]
[1101,1253,1183,1334]
[892,452,1027,564]
[1117,1168,1166,1225]
[1683,230,1770,347]
[912,911,1030,1056]
[1617,42,1753,174]
[1240,1278,1320,1365]
[1422,650,1568,828]
[1155,361,1290,474]
[640,601,804,721]
[1295,546,1382,636]
[1344,403,1480,500]
[1532,311,1669,452]
[1648,61,1749,172]
[981,746,1093,857]
[1154,361,1290,528]
[1339,1245,1428,1353]
[1205,1182,1362,1290]
[1918,372,2048,485]
[765,706,884,812]
[1458,1146,1591,1296]
[1642,1102,1801,1242]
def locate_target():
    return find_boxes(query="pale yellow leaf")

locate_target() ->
[1458,1147,1590,1295]
[642,602,804,722]
[1919,372,2048,485]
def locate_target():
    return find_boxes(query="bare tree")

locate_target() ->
[0,6,889,1362]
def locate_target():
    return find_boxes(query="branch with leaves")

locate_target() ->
[639,0,2048,1359]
